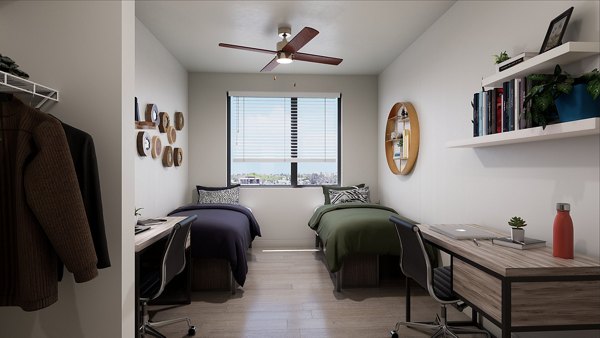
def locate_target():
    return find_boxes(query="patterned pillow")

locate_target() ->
[196,185,240,204]
[322,184,365,204]
[328,186,370,204]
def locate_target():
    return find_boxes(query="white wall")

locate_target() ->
[135,18,189,218]
[0,1,135,338]
[379,1,599,336]
[188,73,378,247]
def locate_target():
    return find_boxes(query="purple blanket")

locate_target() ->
[168,204,261,286]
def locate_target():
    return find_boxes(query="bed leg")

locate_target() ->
[315,233,320,249]
[230,270,236,295]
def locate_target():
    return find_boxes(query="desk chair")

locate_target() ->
[139,216,197,337]
[389,216,489,338]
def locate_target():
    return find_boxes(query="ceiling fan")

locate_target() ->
[219,26,343,72]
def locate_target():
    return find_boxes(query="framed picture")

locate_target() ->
[539,7,573,54]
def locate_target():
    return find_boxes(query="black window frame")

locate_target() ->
[227,93,342,187]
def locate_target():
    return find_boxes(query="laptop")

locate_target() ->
[429,224,496,240]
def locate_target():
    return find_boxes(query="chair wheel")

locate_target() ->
[188,326,196,336]
[390,330,398,338]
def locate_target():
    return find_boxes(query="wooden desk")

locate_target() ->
[135,216,188,253]
[135,216,190,337]
[418,224,600,338]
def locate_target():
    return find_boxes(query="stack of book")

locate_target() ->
[495,52,537,72]
[137,218,167,226]
[492,236,546,250]
[471,77,534,137]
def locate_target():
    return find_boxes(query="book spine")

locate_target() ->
[514,78,521,131]
[519,77,527,129]
[488,89,496,134]
[502,81,510,132]
[481,91,488,135]
[473,92,479,137]
[402,129,410,158]
[498,57,524,72]
[525,78,533,128]
[508,81,515,131]
[495,88,503,134]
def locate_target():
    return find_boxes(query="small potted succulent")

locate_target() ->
[508,216,527,242]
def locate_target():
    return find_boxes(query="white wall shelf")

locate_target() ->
[447,118,600,148]
[482,42,600,88]
[0,70,59,109]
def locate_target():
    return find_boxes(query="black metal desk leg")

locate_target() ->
[406,276,411,322]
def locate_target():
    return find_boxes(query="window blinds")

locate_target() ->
[230,94,338,163]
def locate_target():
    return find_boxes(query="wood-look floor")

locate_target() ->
[148,249,481,338]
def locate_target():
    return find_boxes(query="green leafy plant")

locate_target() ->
[494,51,509,64]
[135,207,143,217]
[524,65,573,128]
[508,216,527,228]
[525,66,600,128]
[579,68,600,100]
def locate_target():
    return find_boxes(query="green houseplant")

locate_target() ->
[493,51,509,64]
[135,207,143,225]
[508,216,527,242]
[525,65,600,128]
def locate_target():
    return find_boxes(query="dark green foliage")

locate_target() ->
[525,66,600,128]
[525,65,573,128]
[494,51,509,64]
[508,216,527,228]
[578,68,600,100]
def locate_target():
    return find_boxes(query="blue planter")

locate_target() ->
[555,83,600,122]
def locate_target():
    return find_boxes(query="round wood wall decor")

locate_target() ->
[384,102,420,175]
[174,147,183,166]
[166,126,177,144]
[158,112,170,133]
[136,131,151,157]
[174,112,184,130]
[145,104,159,123]
[162,146,173,167]
[151,136,162,159]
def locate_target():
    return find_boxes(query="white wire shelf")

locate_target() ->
[0,70,59,109]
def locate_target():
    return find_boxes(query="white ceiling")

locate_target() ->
[136,1,454,75]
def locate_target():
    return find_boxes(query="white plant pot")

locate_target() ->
[511,228,525,242]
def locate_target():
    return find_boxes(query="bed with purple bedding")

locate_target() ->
[167,203,261,286]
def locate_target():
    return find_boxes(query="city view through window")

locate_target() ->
[229,95,339,186]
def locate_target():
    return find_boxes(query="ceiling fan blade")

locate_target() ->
[293,52,343,65]
[281,27,319,53]
[218,43,277,55]
[260,57,279,72]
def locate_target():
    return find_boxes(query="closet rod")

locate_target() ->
[0,70,59,109]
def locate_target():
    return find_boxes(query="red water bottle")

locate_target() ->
[553,203,573,259]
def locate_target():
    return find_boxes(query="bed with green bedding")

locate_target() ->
[308,202,411,273]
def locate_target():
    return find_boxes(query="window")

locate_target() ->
[228,92,340,186]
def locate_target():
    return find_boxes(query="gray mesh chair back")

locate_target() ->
[152,219,192,300]
[388,215,490,338]
[139,215,197,337]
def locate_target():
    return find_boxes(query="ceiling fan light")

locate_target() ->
[276,52,293,64]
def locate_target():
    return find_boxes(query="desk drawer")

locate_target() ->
[453,258,502,322]
[512,280,600,326]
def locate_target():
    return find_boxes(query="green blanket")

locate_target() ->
[308,203,413,272]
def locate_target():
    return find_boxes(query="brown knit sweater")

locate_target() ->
[1,96,98,311]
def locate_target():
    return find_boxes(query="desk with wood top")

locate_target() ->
[417,224,600,338]
[135,216,190,337]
